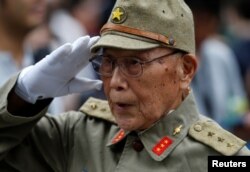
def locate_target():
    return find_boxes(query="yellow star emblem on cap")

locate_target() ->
[112,7,124,21]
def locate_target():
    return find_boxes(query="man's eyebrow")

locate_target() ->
[102,52,117,59]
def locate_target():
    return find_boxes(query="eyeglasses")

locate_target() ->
[90,51,178,78]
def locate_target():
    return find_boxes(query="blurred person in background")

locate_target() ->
[221,0,250,147]
[0,0,48,86]
[222,0,250,108]
[185,0,248,133]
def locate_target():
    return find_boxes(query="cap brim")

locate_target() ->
[91,32,160,53]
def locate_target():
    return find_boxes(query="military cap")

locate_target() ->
[91,0,195,53]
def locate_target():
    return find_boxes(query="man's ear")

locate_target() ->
[179,53,198,89]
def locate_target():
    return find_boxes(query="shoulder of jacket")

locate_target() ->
[188,117,246,156]
[79,97,116,124]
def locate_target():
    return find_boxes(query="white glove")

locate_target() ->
[15,36,102,104]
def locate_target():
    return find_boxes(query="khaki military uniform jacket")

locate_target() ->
[0,76,250,172]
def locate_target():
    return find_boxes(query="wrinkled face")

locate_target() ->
[102,47,184,131]
[0,0,47,30]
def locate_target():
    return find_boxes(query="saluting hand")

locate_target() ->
[15,36,102,104]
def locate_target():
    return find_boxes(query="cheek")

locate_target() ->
[144,69,179,95]
[137,69,180,113]
[134,80,162,113]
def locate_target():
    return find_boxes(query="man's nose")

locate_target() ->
[109,67,128,91]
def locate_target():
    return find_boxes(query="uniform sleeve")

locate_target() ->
[0,75,115,172]
[0,75,46,157]
[0,76,57,171]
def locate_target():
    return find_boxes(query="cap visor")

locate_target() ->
[91,32,160,53]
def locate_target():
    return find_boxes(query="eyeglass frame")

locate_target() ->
[89,50,180,78]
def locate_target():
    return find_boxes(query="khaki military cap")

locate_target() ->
[91,0,195,53]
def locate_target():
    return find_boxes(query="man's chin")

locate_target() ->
[116,119,137,131]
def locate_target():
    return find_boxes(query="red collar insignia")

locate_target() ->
[152,136,173,156]
[112,129,125,144]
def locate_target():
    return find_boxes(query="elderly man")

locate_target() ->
[0,0,250,171]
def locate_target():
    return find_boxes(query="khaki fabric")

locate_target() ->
[79,97,116,124]
[0,75,250,172]
[189,118,246,156]
[91,0,195,53]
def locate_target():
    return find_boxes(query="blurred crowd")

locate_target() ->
[0,0,114,114]
[185,0,250,148]
[0,0,250,147]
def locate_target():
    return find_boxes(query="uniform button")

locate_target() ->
[90,103,97,110]
[132,138,144,152]
[194,124,202,132]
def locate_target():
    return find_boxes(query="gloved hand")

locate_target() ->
[15,36,102,104]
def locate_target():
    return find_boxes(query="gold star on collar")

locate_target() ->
[217,137,225,142]
[112,7,124,21]
[208,132,215,137]
[173,125,183,136]
[227,143,234,147]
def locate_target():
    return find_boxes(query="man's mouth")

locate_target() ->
[116,103,130,107]
[115,102,131,108]
[111,101,134,112]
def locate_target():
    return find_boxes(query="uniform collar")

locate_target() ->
[107,92,200,161]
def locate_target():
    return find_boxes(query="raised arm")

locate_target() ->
[0,36,102,168]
